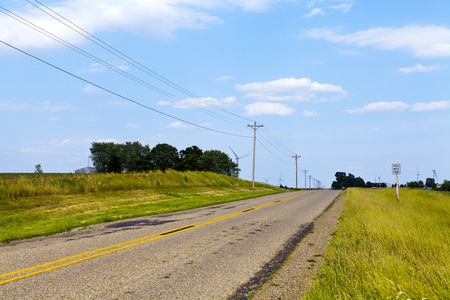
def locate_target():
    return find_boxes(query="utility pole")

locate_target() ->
[303,170,308,190]
[308,175,312,190]
[248,121,263,190]
[292,154,300,189]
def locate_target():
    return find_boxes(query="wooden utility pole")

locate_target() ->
[292,154,300,189]
[248,122,263,190]
[303,170,308,190]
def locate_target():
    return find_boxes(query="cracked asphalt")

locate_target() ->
[0,190,339,299]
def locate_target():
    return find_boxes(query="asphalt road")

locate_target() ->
[0,190,339,299]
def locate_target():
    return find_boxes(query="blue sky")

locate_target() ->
[1,0,449,188]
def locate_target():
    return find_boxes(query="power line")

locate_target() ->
[0,39,252,139]
[260,127,295,155]
[256,138,293,165]
[0,5,247,127]
[25,0,253,124]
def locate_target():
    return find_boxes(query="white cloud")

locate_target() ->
[328,2,353,13]
[345,101,409,114]
[157,101,172,106]
[167,121,211,130]
[82,84,105,94]
[35,102,76,112]
[0,101,31,111]
[0,0,224,53]
[346,100,450,113]
[164,96,238,109]
[0,100,74,112]
[97,138,119,143]
[226,0,286,12]
[244,102,295,116]
[216,75,233,81]
[305,8,326,18]
[167,121,193,130]
[305,25,450,58]
[306,1,353,17]
[411,100,450,111]
[125,123,141,129]
[236,77,346,102]
[0,0,290,53]
[302,110,318,117]
[83,62,130,73]
[398,64,441,74]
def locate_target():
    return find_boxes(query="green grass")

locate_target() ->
[303,188,449,300]
[0,171,283,243]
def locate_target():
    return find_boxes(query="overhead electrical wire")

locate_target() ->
[0,5,247,127]
[25,0,254,124]
[2,2,300,166]
[258,131,294,157]
[0,39,252,139]
[260,127,296,155]
[256,138,293,165]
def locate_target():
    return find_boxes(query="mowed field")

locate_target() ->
[0,171,283,243]
[303,188,449,300]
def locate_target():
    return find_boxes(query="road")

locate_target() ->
[0,190,339,299]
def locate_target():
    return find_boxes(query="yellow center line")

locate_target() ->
[0,192,311,285]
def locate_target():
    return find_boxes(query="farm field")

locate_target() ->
[303,188,449,300]
[0,171,283,243]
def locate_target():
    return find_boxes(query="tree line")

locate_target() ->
[331,172,367,189]
[406,178,450,191]
[90,142,239,176]
[332,171,450,191]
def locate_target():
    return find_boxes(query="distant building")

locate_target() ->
[75,166,96,174]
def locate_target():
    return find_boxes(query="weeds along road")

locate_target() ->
[0,190,339,299]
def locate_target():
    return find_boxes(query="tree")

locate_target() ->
[34,164,43,173]
[122,142,152,172]
[407,181,421,189]
[198,150,239,176]
[151,143,180,172]
[179,146,203,171]
[90,142,124,173]
[440,180,450,191]
[332,172,366,189]
[426,178,436,189]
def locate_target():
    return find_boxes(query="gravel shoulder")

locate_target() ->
[251,191,345,299]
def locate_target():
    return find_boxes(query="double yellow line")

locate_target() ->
[0,192,307,285]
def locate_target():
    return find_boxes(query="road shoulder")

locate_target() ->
[251,191,345,299]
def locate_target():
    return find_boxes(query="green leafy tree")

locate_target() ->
[332,172,366,189]
[179,146,203,171]
[426,178,436,189]
[440,180,450,191]
[151,143,180,172]
[122,142,152,172]
[90,142,124,173]
[198,150,239,176]
[34,164,43,173]
[407,181,422,189]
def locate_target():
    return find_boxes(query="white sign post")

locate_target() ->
[392,163,401,202]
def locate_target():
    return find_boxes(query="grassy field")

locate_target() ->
[0,170,283,243]
[303,188,449,300]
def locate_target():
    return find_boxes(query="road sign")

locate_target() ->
[392,163,401,175]
[392,163,401,202]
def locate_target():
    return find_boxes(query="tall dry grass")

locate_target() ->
[303,188,449,300]
[0,171,279,242]
[0,170,257,199]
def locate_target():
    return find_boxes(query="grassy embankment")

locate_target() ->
[303,188,449,300]
[0,170,283,243]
